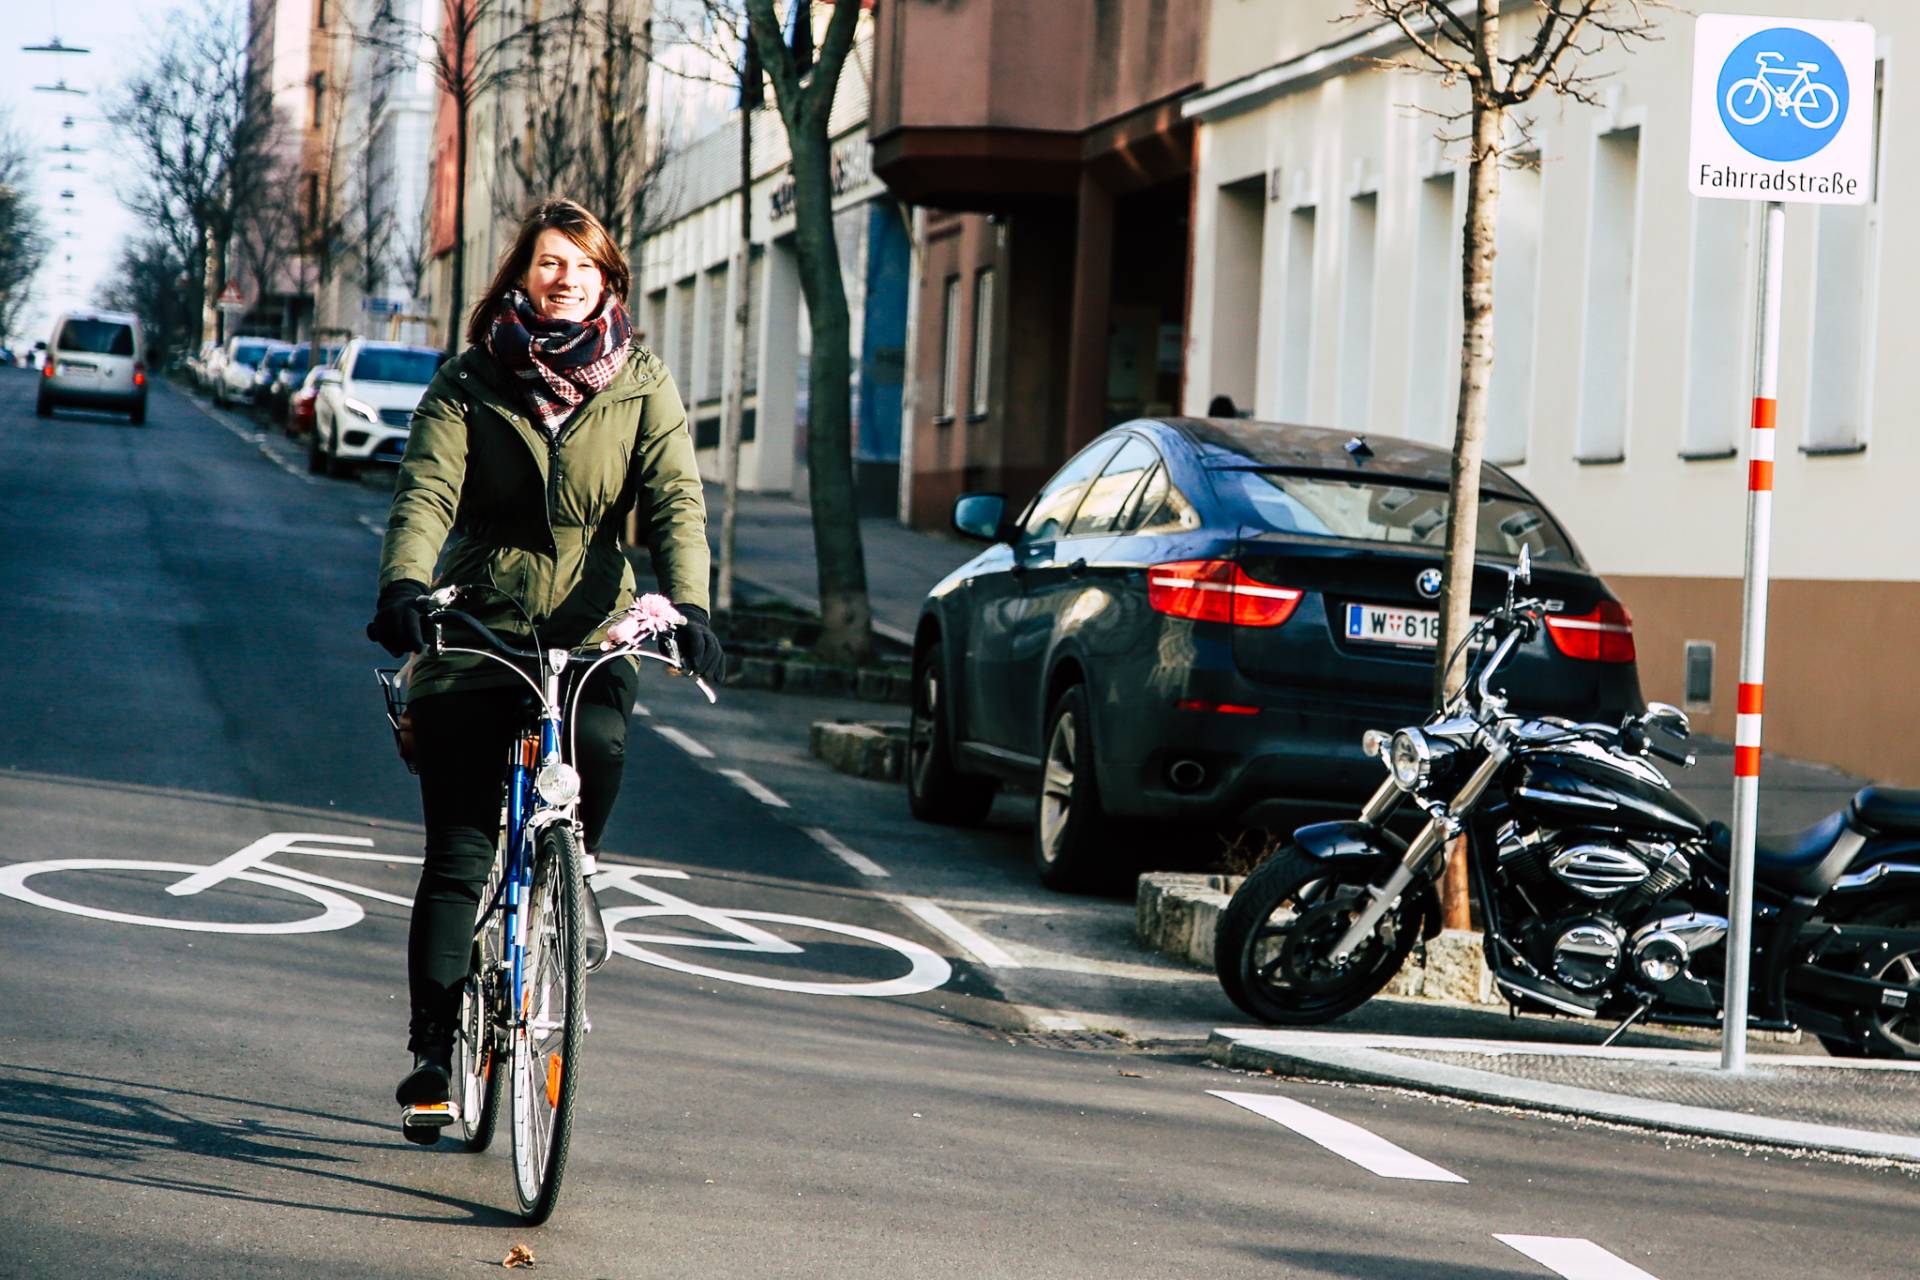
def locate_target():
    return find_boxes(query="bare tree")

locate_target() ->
[233,155,305,337]
[494,6,592,223]
[115,1,279,346]
[1358,0,1667,926]
[0,111,49,343]
[361,0,539,351]
[743,0,873,665]
[100,234,194,361]
[344,69,399,311]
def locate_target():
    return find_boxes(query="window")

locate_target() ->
[1278,205,1316,419]
[672,278,696,389]
[1407,173,1457,442]
[1068,437,1158,536]
[1684,640,1716,713]
[351,347,442,384]
[1339,193,1377,429]
[1576,126,1641,463]
[744,249,763,395]
[702,264,727,404]
[1681,201,1752,458]
[311,72,326,130]
[1208,176,1265,415]
[56,319,134,356]
[1804,58,1884,455]
[1488,159,1541,465]
[304,173,320,231]
[1225,472,1582,565]
[937,276,960,419]
[1020,439,1123,542]
[315,0,327,29]
[969,268,993,416]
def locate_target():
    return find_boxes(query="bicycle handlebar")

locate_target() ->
[417,595,717,703]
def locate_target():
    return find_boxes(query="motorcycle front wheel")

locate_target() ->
[1216,844,1426,1025]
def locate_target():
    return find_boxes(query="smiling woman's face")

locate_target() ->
[523,228,605,322]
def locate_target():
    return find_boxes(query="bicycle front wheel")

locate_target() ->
[510,823,585,1223]
[454,858,506,1153]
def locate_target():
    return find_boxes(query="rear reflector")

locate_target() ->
[1147,559,1301,628]
[42,360,53,378]
[1545,600,1636,663]
[133,362,146,387]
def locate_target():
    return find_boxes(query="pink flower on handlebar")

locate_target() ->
[602,594,686,649]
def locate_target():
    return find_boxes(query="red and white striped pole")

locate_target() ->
[1721,199,1786,1073]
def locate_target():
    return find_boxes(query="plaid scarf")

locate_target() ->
[485,288,634,436]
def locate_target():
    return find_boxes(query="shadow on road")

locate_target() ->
[0,1061,523,1228]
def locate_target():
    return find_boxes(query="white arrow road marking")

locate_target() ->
[1208,1091,1467,1182]
[803,827,890,878]
[1494,1236,1662,1279]
[651,724,713,758]
[718,768,789,808]
[900,898,1021,969]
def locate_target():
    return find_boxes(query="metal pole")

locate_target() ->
[1721,199,1785,1073]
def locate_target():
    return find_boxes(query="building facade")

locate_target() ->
[636,27,908,508]
[871,0,1207,527]
[1182,0,1918,783]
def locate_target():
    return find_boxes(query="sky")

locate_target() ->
[2,0,150,345]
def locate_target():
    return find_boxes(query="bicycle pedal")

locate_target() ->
[400,1101,459,1143]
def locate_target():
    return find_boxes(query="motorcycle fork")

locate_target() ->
[1329,744,1509,966]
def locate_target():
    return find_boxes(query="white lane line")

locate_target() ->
[1208,1091,1467,1183]
[1494,1236,1662,1279]
[631,702,651,717]
[901,898,1022,969]
[719,767,789,808]
[356,514,384,537]
[651,724,714,759]
[802,827,891,878]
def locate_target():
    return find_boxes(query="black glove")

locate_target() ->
[672,603,726,683]
[367,579,430,657]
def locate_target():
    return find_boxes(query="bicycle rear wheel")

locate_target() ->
[453,859,506,1152]
[510,823,585,1223]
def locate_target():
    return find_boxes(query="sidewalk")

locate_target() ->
[704,483,976,644]
[1211,1026,1920,1162]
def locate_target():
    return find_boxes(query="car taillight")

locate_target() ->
[1545,600,1636,663]
[133,362,146,386]
[42,360,54,378]
[1147,560,1301,628]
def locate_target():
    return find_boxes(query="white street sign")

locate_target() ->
[1690,14,1876,205]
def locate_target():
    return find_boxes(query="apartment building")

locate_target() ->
[1182,0,1916,783]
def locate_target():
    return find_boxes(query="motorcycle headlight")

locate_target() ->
[1389,728,1434,791]
[534,760,581,807]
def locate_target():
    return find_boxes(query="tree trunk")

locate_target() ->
[717,106,753,615]
[1432,86,1504,930]
[449,96,469,354]
[787,126,874,666]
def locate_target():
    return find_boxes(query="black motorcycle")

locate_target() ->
[1215,550,1920,1058]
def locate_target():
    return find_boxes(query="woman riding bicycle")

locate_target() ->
[365,198,722,1127]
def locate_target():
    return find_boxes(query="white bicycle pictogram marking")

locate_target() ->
[0,833,953,998]
[1725,51,1841,129]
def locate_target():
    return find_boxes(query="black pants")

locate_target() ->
[404,659,638,1051]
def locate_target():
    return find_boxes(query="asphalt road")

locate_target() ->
[1,371,1913,1279]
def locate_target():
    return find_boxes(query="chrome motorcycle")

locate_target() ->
[1215,550,1920,1058]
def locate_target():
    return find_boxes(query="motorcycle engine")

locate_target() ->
[1496,821,1695,996]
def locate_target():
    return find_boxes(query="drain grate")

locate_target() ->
[1010,1029,1136,1053]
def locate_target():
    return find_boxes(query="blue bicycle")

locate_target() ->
[378,584,713,1222]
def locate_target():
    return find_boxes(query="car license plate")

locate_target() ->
[1345,603,1443,648]
[58,362,95,377]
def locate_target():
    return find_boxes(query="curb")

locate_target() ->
[810,719,910,782]
[725,656,912,704]
[1208,1029,1920,1163]
[1134,872,1497,1005]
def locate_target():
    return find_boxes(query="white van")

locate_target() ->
[37,309,149,425]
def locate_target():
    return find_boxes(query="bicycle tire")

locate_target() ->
[510,823,585,1223]
[454,861,506,1152]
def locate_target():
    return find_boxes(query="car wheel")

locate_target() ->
[327,437,358,479]
[34,389,51,418]
[129,400,147,426]
[906,640,996,826]
[307,422,327,474]
[1032,683,1120,893]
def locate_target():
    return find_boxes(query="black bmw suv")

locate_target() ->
[907,417,1645,891]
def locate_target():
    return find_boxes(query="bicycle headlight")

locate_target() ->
[1388,728,1434,791]
[534,760,581,807]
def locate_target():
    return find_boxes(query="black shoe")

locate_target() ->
[398,1049,455,1145]
[582,879,609,973]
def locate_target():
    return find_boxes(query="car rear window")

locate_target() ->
[1225,470,1583,566]
[352,348,441,384]
[232,342,269,367]
[58,320,135,357]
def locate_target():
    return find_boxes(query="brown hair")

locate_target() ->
[465,197,632,347]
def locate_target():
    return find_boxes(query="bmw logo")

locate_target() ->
[1416,568,1443,599]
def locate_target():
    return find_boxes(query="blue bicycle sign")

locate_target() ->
[1716,27,1849,163]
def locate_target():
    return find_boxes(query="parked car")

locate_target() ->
[267,343,340,420]
[191,340,223,391]
[253,344,296,407]
[214,336,275,406]
[908,417,1645,891]
[287,364,326,440]
[309,340,443,477]
[35,309,149,425]
[0,345,15,367]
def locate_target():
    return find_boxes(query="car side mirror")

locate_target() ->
[952,492,1009,543]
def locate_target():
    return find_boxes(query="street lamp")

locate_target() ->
[31,79,88,96]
